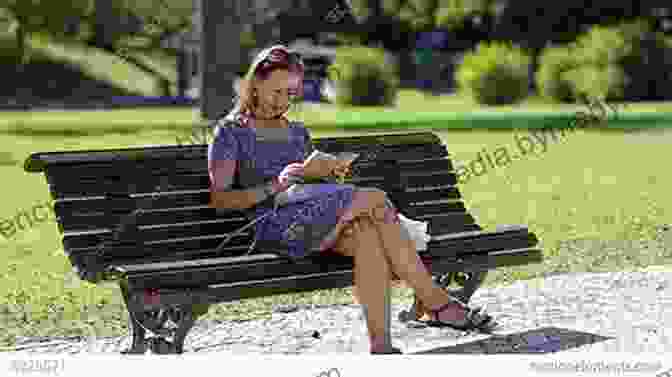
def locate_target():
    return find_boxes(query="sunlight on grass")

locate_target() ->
[29,36,160,96]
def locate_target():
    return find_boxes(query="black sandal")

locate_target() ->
[427,298,494,331]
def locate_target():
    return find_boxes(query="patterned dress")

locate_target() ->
[207,116,400,259]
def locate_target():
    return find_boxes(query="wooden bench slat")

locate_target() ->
[60,199,470,249]
[42,144,447,187]
[55,192,466,233]
[80,226,529,271]
[63,212,480,262]
[126,248,544,305]
[427,228,538,258]
[45,158,455,186]
[53,187,462,220]
[46,169,458,199]
[427,248,544,274]
[120,246,541,290]
[27,132,444,172]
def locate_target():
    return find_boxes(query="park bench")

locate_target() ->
[24,131,543,355]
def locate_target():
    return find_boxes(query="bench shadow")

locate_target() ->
[409,326,612,354]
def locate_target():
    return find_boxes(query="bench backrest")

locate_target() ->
[25,132,480,282]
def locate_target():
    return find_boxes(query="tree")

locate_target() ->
[490,0,672,92]
[0,0,92,64]
[92,0,196,96]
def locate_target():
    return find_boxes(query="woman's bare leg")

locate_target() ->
[348,189,471,322]
[332,217,393,352]
[331,188,478,331]
[375,210,478,322]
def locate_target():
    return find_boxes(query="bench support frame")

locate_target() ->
[119,281,206,354]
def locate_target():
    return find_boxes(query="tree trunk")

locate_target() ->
[16,23,26,64]
[15,24,31,108]
[177,50,190,97]
[529,45,541,93]
[200,0,241,120]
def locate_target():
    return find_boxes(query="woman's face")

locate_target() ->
[253,69,292,119]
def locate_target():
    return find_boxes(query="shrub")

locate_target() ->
[330,46,399,106]
[562,64,626,102]
[539,19,672,102]
[571,25,632,66]
[455,42,530,105]
[535,46,580,102]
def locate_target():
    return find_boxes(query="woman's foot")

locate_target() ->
[427,297,493,331]
[371,346,403,354]
[370,337,403,354]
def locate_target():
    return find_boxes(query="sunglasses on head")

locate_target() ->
[256,47,303,71]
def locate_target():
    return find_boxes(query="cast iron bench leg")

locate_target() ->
[148,306,196,354]
[119,282,148,354]
[449,270,488,305]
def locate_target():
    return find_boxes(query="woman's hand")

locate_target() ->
[331,162,352,183]
[275,162,305,191]
[303,159,340,178]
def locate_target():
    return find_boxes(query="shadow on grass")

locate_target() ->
[1,124,142,137]
[409,326,611,354]
[0,152,17,166]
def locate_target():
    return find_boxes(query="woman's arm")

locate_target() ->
[208,125,283,211]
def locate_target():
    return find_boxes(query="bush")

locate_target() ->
[537,19,672,102]
[330,46,399,106]
[536,46,579,102]
[456,42,531,105]
[571,25,632,66]
[562,64,626,102]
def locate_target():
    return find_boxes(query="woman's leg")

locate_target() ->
[332,217,394,353]
[343,189,476,323]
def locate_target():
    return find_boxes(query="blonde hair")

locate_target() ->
[225,45,304,123]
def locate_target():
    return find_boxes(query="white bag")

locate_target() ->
[397,213,431,251]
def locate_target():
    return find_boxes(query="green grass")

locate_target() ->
[1,124,671,349]
[3,91,672,138]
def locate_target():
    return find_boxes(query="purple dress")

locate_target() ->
[208,116,399,259]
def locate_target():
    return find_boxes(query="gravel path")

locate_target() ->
[5,267,672,356]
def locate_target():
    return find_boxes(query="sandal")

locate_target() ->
[371,346,403,354]
[427,297,494,331]
[414,294,483,323]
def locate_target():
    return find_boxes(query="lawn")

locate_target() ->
[1,122,671,349]
[3,90,672,138]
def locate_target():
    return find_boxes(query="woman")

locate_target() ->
[207,45,493,354]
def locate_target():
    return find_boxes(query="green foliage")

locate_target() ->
[562,64,626,102]
[330,46,399,106]
[538,19,672,102]
[0,0,92,36]
[456,42,531,105]
[349,0,492,32]
[436,0,490,29]
[571,24,632,67]
[535,46,580,102]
